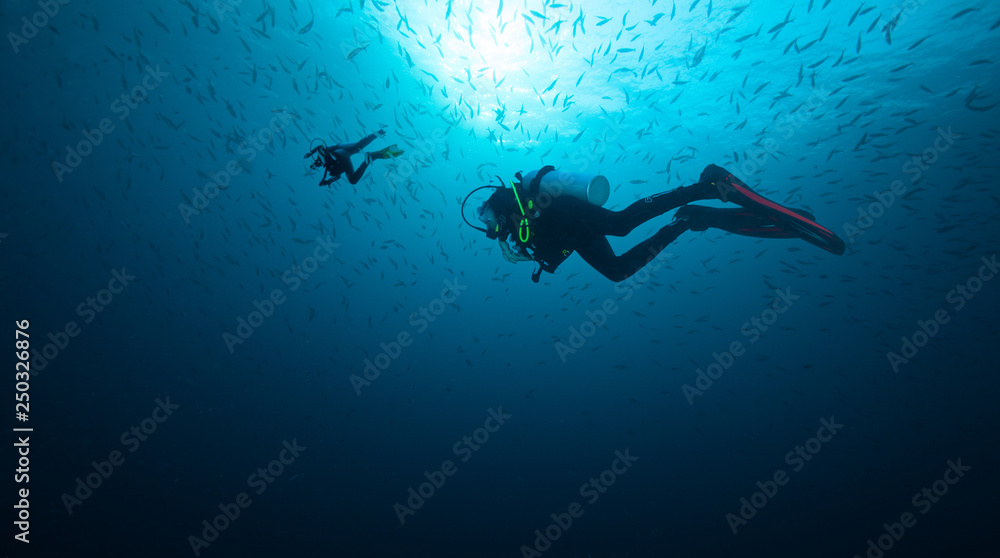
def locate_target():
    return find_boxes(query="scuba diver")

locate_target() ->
[462,164,845,283]
[304,129,404,186]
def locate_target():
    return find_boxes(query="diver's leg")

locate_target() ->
[346,160,370,184]
[678,205,809,238]
[576,224,688,282]
[342,133,378,155]
[591,184,719,237]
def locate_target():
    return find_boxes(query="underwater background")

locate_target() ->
[3,0,999,556]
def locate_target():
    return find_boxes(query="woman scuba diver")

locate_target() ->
[462,164,845,283]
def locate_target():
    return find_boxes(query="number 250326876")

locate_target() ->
[16,320,30,420]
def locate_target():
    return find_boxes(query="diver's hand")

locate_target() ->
[500,242,519,263]
[500,241,532,263]
[376,128,387,137]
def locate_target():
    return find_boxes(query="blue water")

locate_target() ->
[4,0,999,556]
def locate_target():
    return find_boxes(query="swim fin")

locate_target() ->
[698,164,846,255]
[676,205,816,240]
[369,144,405,160]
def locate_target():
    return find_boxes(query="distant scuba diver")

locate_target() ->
[304,129,404,186]
[462,164,845,283]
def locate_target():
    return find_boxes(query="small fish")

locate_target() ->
[966,85,999,112]
[727,3,748,24]
[848,4,863,26]
[882,10,902,45]
[867,15,881,34]
[690,44,706,67]
[907,35,930,50]
[347,45,368,60]
[951,8,979,19]
[298,15,314,34]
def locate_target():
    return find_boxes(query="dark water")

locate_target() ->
[3,0,999,557]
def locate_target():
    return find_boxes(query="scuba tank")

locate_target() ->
[519,167,610,206]
[512,166,609,282]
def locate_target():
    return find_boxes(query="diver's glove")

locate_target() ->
[500,240,533,263]
[376,128,387,137]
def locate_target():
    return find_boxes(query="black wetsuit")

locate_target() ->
[307,133,377,185]
[492,163,839,282]
[514,184,711,282]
